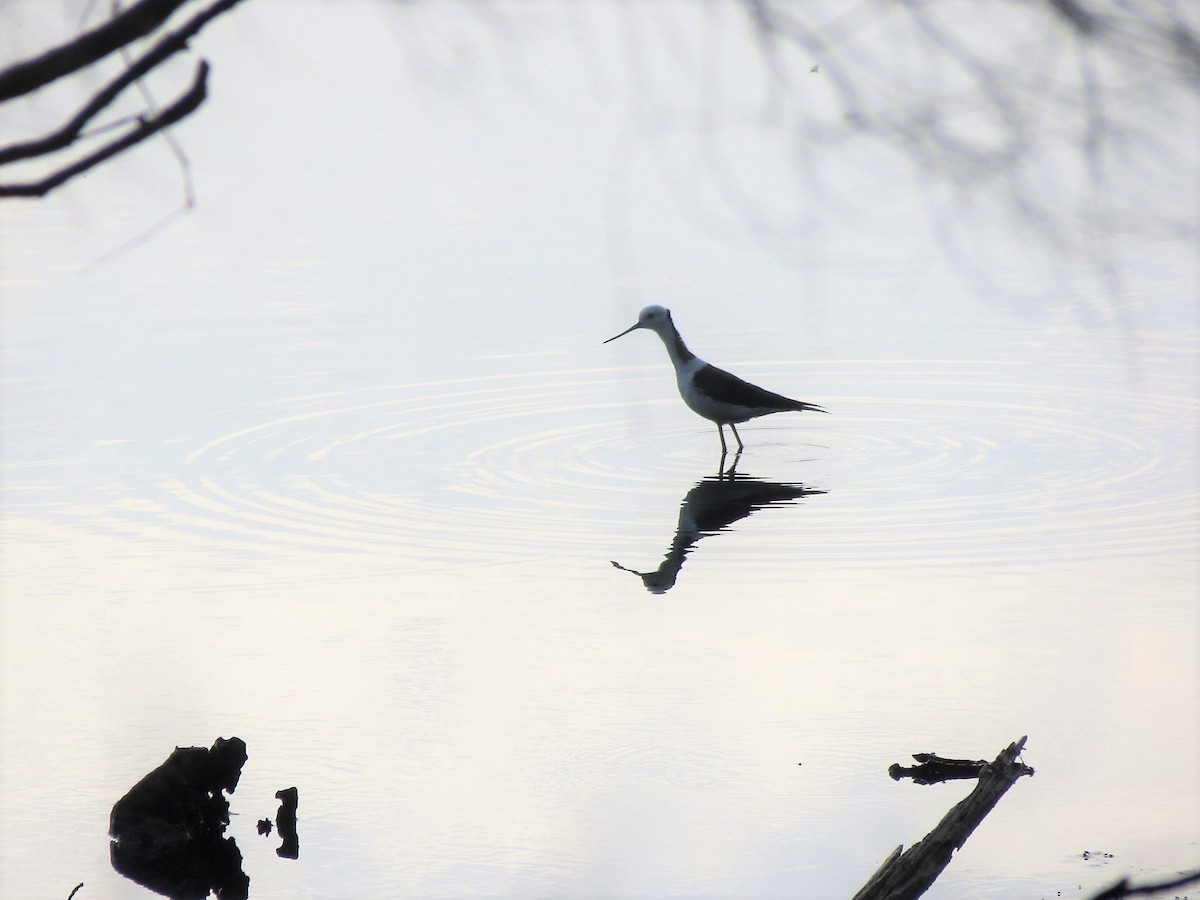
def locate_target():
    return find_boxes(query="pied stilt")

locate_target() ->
[604,305,826,453]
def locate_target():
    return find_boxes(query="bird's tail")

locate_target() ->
[796,401,829,414]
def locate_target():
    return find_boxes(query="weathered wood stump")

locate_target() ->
[854,736,1034,900]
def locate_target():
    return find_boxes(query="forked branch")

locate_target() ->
[0,0,247,199]
[0,61,208,198]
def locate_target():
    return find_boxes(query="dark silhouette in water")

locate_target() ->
[611,471,824,593]
[858,738,1035,900]
[274,786,299,859]
[888,752,990,785]
[109,736,250,900]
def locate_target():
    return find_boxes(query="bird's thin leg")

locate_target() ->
[717,424,728,455]
[724,447,742,478]
[730,423,745,450]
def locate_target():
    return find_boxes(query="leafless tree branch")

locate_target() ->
[0,0,247,198]
[0,0,192,102]
[0,60,208,199]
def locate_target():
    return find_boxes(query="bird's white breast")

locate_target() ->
[675,357,753,424]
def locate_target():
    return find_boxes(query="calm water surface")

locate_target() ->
[2,2,1197,898]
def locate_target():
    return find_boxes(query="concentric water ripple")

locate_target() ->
[35,361,1197,567]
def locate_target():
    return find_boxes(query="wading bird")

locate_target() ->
[604,305,826,453]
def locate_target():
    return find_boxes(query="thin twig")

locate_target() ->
[82,203,192,271]
[116,0,197,207]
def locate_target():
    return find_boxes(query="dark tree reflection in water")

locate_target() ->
[372,0,1199,324]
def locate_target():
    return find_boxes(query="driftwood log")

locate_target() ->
[854,736,1034,900]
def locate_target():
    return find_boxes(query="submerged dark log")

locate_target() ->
[888,752,989,785]
[854,736,1034,900]
[109,736,249,900]
[1088,867,1200,899]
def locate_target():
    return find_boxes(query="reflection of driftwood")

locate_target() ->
[110,833,246,900]
[275,787,299,859]
[854,736,1034,900]
[109,736,249,900]
[888,753,988,785]
[1088,868,1200,900]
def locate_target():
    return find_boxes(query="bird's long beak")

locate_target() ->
[603,322,641,344]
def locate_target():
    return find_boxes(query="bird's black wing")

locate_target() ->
[693,363,827,413]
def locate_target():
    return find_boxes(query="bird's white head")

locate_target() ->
[603,305,673,344]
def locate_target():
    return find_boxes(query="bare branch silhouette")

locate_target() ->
[0,0,189,102]
[0,0,246,198]
[0,60,207,198]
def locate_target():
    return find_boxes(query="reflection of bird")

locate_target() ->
[611,472,824,593]
[605,305,827,454]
